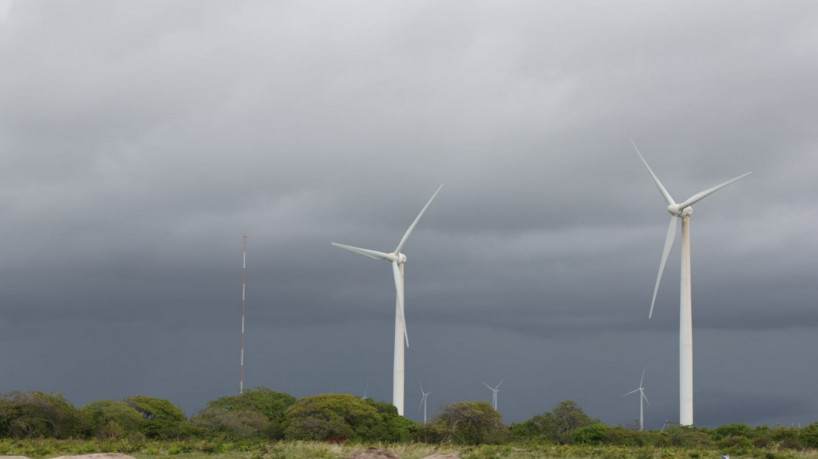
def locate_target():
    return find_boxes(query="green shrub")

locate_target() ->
[0,391,85,439]
[573,424,607,445]
[283,394,389,441]
[82,400,144,439]
[718,434,752,456]
[802,422,818,448]
[430,401,505,445]
[210,388,294,418]
[124,395,188,440]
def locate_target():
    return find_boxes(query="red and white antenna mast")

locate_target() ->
[240,235,247,394]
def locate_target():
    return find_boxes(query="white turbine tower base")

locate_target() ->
[332,185,443,416]
[623,367,650,431]
[634,141,750,426]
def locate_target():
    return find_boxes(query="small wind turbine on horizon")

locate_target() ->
[332,185,443,416]
[483,378,505,411]
[633,141,751,426]
[623,367,650,431]
[418,382,431,424]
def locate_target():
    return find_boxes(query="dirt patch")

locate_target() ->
[347,447,401,459]
[49,455,137,459]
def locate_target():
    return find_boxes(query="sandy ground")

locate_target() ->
[1,455,136,459]
[1,452,461,459]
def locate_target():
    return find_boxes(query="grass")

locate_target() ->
[1,439,818,459]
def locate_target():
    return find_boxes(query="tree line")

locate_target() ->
[2,388,817,454]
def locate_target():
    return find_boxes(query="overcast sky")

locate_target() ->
[1,0,816,429]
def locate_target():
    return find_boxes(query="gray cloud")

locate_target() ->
[0,0,816,428]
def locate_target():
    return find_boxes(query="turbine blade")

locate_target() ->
[392,261,409,348]
[496,377,506,389]
[642,390,651,406]
[332,242,392,260]
[394,185,443,254]
[419,381,424,393]
[623,388,639,397]
[677,171,752,209]
[640,367,646,387]
[482,382,493,390]
[649,216,677,319]
[632,141,676,206]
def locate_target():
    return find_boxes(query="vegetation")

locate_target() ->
[2,389,818,458]
[192,387,296,440]
[82,400,144,439]
[417,401,506,444]
[125,395,189,439]
[283,394,401,442]
[0,391,85,439]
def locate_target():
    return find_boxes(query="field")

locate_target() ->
[2,439,818,459]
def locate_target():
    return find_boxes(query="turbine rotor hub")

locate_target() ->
[667,204,692,217]
[397,253,407,264]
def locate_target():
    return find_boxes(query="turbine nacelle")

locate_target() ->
[394,252,407,264]
[667,204,692,217]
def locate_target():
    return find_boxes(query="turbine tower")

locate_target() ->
[239,234,247,394]
[418,382,431,424]
[623,367,650,431]
[482,378,505,411]
[634,142,750,426]
[332,185,443,416]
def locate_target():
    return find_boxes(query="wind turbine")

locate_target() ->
[418,382,431,424]
[482,378,505,411]
[332,185,443,416]
[623,367,650,431]
[633,141,750,426]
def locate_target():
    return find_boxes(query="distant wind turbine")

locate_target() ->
[623,367,650,431]
[633,141,750,426]
[482,378,505,411]
[418,382,431,424]
[332,185,443,416]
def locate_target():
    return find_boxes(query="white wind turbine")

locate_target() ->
[623,367,650,431]
[633,141,750,426]
[332,185,443,416]
[418,382,431,424]
[483,378,505,411]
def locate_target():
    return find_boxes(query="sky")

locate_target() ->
[0,0,816,430]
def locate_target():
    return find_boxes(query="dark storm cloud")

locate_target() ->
[0,0,816,428]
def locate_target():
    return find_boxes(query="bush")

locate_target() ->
[712,422,753,440]
[512,400,598,444]
[658,426,714,449]
[207,387,295,423]
[603,426,644,446]
[573,424,607,445]
[283,394,389,441]
[82,400,144,439]
[124,395,188,439]
[430,401,505,444]
[0,391,85,439]
[365,398,416,442]
[801,422,818,448]
[718,434,753,456]
[191,407,269,439]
